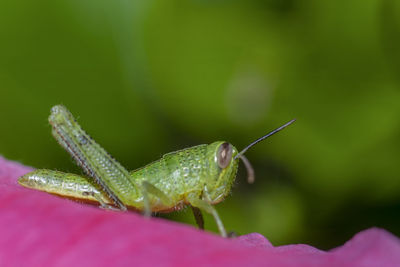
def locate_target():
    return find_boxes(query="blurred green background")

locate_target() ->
[1,0,400,249]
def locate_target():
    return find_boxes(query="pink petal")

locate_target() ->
[0,156,399,266]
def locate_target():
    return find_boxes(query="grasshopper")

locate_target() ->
[18,105,295,237]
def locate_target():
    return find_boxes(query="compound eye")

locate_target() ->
[217,142,232,169]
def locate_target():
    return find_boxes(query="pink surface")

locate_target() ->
[0,156,399,267]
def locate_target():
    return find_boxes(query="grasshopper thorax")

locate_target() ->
[204,141,239,204]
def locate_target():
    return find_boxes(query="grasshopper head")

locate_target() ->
[205,141,240,204]
[204,119,296,204]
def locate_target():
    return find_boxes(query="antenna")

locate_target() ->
[234,119,296,160]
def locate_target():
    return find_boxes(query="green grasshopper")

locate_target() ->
[18,105,295,237]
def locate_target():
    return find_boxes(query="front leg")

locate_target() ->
[187,193,227,238]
